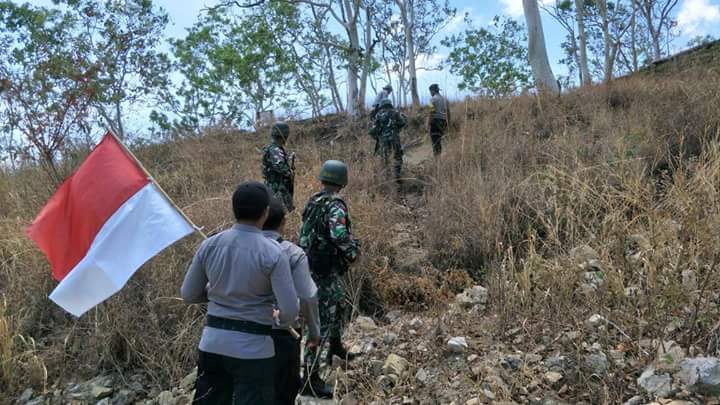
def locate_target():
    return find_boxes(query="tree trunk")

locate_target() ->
[343,0,361,116]
[324,47,344,113]
[598,0,613,82]
[358,6,373,112]
[641,1,662,60]
[575,0,592,85]
[522,0,559,93]
[398,0,420,107]
[631,0,639,71]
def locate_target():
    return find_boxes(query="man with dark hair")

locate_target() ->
[262,198,322,404]
[427,83,450,156]
[182,181,299,404]
[262,122,296,211]
[298,160,360,398]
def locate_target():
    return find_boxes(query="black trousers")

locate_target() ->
[272,334,301,405]
[192,350,274,405]
[429,118,447,156]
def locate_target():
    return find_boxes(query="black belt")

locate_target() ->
[206,315,272,335]
[269,327,302,337]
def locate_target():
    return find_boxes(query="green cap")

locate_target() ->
[319,160,348,187]
[271,122,290,141]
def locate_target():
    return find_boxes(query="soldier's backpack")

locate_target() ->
[299,193,348,276]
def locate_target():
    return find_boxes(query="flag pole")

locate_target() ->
[106,130,208,239]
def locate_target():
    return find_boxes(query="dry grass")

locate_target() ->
[2,69,720,401]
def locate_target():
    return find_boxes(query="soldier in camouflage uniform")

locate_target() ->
[261,122,295,211]
[298,160,360,398]
[370,99,407,180]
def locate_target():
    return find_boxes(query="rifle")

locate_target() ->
[289,152,296,195]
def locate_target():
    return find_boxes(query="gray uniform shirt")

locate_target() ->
[430,94,449,120]
[373,90,390,108]
[263,230,321,340]
[181,224,299,359]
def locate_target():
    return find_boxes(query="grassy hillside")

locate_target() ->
[2,68,720,403]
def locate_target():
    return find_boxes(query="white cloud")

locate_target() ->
[677,0,720,36]
[499,0,554,18]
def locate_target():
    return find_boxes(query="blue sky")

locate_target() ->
[140,0,720,102]
[25,0,720,132]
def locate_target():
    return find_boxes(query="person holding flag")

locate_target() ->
[181,181,299,404]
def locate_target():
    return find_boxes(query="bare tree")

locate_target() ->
[575,0,592,85]
[638,0,679,61]
[522,0,560,93]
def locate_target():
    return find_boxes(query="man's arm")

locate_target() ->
[290,249,321,340]
[270,254,299,324]
[269,146,293,178]
[181,242,209,303]
[445,96,451,125]
[327,200,360,263]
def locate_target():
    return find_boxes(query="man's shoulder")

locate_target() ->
[281,240,306,260]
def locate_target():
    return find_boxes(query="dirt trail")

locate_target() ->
[404,138,434,168]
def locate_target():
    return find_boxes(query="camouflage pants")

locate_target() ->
[266,180,294,212]
[304,274,345,373]
[379,137,403,179]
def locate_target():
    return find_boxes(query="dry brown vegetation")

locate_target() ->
[2,68,720,402]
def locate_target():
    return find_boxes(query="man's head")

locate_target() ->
[262,197,286,232]
[318,160,348,190]
[429,83,440,95]
[383,84,393,94]
[271,122,290,144]
[379,99,393,110]
[232,181,270,228]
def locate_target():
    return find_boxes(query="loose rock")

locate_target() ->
[447,337,468,353]
[455,286,488,309]
[638,366,673,398]
[677,357,720,395]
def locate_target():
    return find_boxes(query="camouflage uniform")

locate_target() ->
[370,107,407,179]
[299,191,360,373]
[261,142,295,211]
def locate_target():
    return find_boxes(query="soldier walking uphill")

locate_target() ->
[370,99,407,181]
[262,122,296,211]
[427,83,451,156]
[298,160,360,398]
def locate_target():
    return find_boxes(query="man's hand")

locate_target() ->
[272,309,280,322]
[306,337,320,350]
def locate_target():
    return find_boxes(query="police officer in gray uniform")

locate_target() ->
[262,197,321,405]
[182,181,299,404]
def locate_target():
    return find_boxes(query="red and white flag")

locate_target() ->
[27,132,196,317]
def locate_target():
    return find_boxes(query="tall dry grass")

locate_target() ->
[421,71,720,402]
[2,69,720,401]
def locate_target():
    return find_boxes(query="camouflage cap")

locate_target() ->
[429,83,440,93]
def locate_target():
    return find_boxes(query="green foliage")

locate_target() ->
[0,1,95,180]
[66,0,171,138]
[161,2,298,131]
[442,16,532,96]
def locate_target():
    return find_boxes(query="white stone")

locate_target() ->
[447,337,469,353]
[544,371,563,385]
[355,316,378,331]
[638,366,672,398]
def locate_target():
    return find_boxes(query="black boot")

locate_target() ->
[300,371,333,399]
[326,337,357,363]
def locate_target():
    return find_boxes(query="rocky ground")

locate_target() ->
[13,142,720,405]
[16,285,720,404]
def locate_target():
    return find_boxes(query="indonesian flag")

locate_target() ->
[26,132,195,317]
